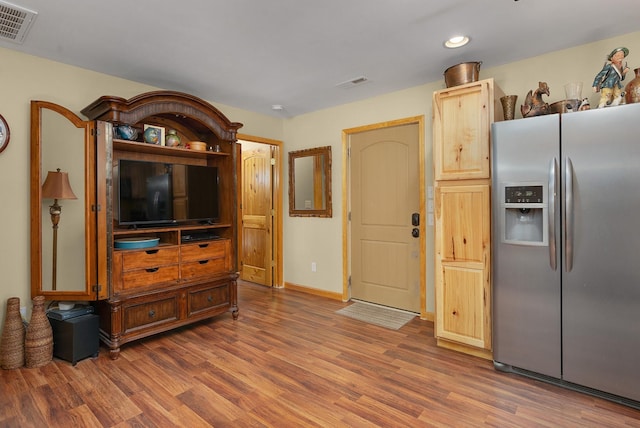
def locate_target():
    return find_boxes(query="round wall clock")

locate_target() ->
[0,114,9,154]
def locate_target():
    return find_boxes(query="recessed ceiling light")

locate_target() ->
[271,104,284,111]
[444,35,470,49]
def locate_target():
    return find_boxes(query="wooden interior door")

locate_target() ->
[349,122,421,312]
[240,142,274,286]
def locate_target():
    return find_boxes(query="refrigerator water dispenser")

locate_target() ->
[501,184,547,246]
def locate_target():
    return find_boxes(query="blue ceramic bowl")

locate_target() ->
[114,237,160,250]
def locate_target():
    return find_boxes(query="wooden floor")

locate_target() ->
[2,282,640,427]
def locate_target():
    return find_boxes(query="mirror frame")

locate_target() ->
[288,146,332,218]
[30,100,106,300]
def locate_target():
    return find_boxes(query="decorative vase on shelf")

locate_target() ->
[114,124,138,141]
[165,129,181,147]
[625,68,640,104]
[0,297,25,369]
[500,95,518,121]
[24,295,53,368]
[143,127,160,144]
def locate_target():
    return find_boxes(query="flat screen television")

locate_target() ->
[115,159,219,227]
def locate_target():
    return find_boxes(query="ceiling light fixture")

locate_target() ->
[444,35,470,49]
[271,104,284,111]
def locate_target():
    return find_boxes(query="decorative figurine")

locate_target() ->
[592,47,629,108]
[521,81,550,118]
[578,98,591,111]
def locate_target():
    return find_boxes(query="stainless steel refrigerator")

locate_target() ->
[492,102,640,406]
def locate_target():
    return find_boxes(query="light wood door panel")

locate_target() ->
[433,80,493,181]
[437,184,487,263]
[241,144,273,286]
[434,183,491,350]
[438,264,487,348]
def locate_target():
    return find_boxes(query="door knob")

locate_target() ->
[412,228,419,238]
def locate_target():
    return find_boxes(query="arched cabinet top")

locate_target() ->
[81,90,243,141]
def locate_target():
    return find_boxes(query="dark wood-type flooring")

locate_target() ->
[2,281,640,427]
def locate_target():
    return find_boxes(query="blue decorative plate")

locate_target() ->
[114,237,160,249]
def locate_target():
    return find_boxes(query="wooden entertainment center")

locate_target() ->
[76,91,242,359]
[78,91,243,359]
[31,91,242,359]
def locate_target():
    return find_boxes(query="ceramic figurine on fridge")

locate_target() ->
[592,46,630,108]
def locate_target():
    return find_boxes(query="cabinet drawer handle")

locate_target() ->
[198,243,209,248]
[198,260,209,265]
[148,310,156,318]
[145,249,159,255]
[207,295,213,302]
[146,267,159,273]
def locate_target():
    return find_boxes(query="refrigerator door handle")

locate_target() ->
[549,157,558,270]
[565,157,574,272]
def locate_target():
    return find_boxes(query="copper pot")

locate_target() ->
[443,61,482,88]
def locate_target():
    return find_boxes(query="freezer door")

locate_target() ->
[562,103,640,402]
[492,114,562,378]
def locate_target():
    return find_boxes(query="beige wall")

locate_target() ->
[1,31,639,323]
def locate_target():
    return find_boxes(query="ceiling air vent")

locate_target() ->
[336,76,369,89]
[0,1,37,44]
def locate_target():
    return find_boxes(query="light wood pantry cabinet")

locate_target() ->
[432,78,502,359]
[80,91,243,359]
[433,79,503,181]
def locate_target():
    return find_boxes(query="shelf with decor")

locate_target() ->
[113,139,231,158]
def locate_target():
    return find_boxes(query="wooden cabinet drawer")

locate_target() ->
[188,283,230,316]
[121,247,179,270]
[181,240,229,262]
[123,296,178,332]
[181,258,227,279]
[122,265,180,290]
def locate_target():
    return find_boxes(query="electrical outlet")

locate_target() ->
[311,262,317,272]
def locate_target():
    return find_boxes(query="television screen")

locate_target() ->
[116,159,219,226]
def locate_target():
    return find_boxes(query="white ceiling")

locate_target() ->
[3,0,640,118]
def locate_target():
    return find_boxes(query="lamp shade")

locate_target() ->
[41,169,77,200]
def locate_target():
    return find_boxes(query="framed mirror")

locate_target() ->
[30,101,105,300]
[288,146,332,217]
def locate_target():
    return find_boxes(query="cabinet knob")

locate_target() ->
[148,310,156,318]
[207,295,213,302]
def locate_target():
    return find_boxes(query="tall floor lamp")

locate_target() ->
[41,168,77,291]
